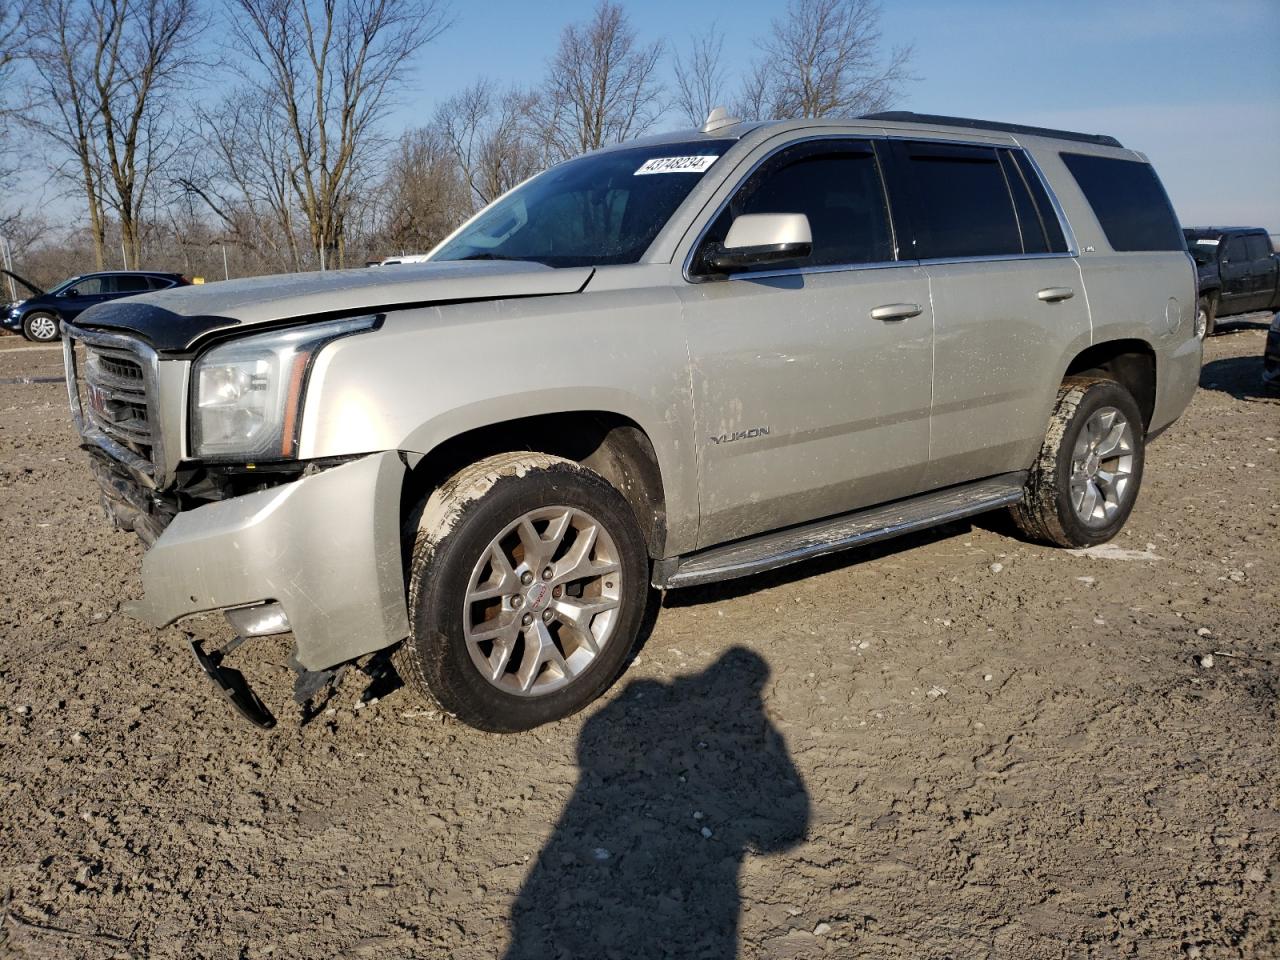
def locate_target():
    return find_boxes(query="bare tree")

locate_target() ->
[21,0,202,269]
[377,126,468,255]
[0,0,28,225]
[672,23,728,127]
[743,0,911,120]
[434,78,541,210]
[178,90,310,272]
[227,0,452,269]
[535,1,664,160]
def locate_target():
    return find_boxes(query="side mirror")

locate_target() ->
[703,213,812,273]
[62,288,78,298]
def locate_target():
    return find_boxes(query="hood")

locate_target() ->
[72,260,595,352]
[2,269,44,298]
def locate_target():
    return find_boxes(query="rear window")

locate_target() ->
[895,142,1022,259]
[1060,153,1183,252]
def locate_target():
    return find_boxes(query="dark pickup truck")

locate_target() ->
[1185,227,1280,336]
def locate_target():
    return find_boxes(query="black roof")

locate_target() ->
[862,111,1123,148]
[78,269,185,276]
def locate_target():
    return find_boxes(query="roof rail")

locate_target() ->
[861,111,1123,148]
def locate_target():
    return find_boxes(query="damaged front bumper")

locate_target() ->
[123,451,411,672]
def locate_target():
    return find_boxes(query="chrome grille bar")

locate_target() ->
[63,324,169,488]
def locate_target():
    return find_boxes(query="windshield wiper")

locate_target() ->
[457,252,524,261]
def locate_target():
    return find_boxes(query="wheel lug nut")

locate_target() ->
[521,571,534,586]
[552,586,562,599]
[542,610,553,623]
[511,596,523,609]
[521,612,533,626]
[542,567,553,581]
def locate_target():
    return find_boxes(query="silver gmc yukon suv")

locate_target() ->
[62,111,1201,731]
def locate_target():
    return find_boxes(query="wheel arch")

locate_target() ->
[1064,339,1157,429]
[400,411,671,559]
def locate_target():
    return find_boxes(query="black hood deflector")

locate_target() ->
[73,302,243,353]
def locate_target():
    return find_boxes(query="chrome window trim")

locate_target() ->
[681,132,1080,284]
[63,322,169,489]
[716,259,923,283]
[917,252,1078,267]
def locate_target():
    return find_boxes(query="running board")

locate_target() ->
[655,472,1026,589]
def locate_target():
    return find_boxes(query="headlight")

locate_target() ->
[191,315,378,459]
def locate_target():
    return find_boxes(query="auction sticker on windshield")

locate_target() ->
[635,156,719,175]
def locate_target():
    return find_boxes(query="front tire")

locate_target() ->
[396,452,649,732]
[23,312,61,343]
[1010,376,1146,548]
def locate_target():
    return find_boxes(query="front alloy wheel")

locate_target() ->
[463,505,623,697]
[396,452,648,732]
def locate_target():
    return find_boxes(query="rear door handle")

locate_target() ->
[870,302,923,321]
[1037,287,1074,303]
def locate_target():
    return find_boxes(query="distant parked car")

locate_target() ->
[3,270,190,342]
[1184,227,1280,337]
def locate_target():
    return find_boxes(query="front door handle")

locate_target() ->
[870,302,923,321]
[1037,287,1074,303]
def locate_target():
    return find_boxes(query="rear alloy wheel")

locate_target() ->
[1195,294,1217,339]
[396,452,648,732]
[23,312,61,343]
[1011,376,1146,548]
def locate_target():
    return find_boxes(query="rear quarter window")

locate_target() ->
[1060,153,1183,252]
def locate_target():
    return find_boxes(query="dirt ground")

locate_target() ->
[0,323,1277,959]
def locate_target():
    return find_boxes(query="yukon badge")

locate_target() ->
[708,426,770,445]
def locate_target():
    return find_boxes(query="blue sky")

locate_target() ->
[388,0,1280,232]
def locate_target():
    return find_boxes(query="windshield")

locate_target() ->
[431,140,734,267]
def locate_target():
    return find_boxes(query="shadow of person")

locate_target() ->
[1201,354,1279,402]
[503,647,810,960]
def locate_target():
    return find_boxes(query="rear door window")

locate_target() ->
[1011,152,1069,253]
[113,276,151,293]
[890,141,1022,259]
[1059,153,1183,252]
[1224,236,1250,264]
[1245,235,1272,260]
[998,151,1049,254]
[700,140,895,272]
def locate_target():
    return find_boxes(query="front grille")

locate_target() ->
[65,328,163,482]
[81,347,153,450]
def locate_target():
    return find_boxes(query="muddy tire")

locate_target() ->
[1010,376,1146,548]
[22,312,61,343]
[395,452,649,732]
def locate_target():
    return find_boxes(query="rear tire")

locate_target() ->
[395,452,649,732]
[1196,293,1217,339]
[22,312,61,343]
[1010,376,1146,548]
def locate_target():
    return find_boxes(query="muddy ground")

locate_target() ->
[0,324,1277,959]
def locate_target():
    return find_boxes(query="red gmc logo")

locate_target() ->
[87,383,111,418]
